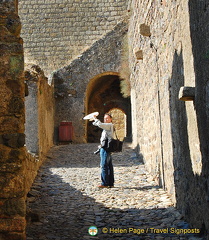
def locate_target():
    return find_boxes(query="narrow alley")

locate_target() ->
[26,143,203,240]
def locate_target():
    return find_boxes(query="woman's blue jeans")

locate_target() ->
[100,148,114,186]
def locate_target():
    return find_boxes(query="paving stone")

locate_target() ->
[26,143,204,240]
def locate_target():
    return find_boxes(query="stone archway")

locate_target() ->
[85,72,131,143]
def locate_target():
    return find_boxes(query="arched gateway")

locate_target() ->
[85,72,131,142]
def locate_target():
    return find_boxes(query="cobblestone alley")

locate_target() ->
[26,143,204,240]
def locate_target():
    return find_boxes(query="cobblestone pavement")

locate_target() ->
[26,143,204,240]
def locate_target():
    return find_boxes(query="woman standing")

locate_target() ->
[93,113,114,188]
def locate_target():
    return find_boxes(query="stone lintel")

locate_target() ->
[179,86,195,101]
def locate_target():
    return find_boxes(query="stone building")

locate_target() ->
[1,0,209,239]
[129,0,209,236]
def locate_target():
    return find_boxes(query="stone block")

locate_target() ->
[0,44,10,57]
[0,148,22,164]
[2,133,25,148]
[6,81,23,96]
[134,47,143,60]
[0,26,22,44]
[8,97,24,115]
[0,43,23,56]
[0,217,26,232]
[9,55,24,77]
[6,13,21,37]
[0,162,22,173]
[140,24,151,37]
[0,198,26,217]
[179,86,195,101]
[0,174,25,199]
[0,232,26,240]
[0,116,24,134]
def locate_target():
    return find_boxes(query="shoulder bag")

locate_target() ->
[102,127,123,153]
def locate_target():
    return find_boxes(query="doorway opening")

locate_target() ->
[85,72,131,143]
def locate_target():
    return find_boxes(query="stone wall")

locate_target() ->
[0,2,55,239]
[24,64,55,215]
[18,0,129,77]
[25,64,55,156]
[129,0,209,235]
[0,2,26,239]
[25,69,38,154]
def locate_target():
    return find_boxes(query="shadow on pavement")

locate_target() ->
[26,144,204,240]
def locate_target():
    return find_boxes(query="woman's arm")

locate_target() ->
[93,119,112,131]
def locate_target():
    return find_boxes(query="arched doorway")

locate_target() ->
[85,72,132,143]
